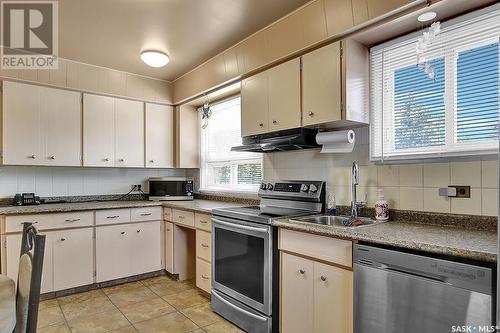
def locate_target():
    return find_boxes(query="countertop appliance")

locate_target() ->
[354,244,494,333]
[231,128,320,153]
[148,177,193,201]
[211,180,325,333]
[13,193,41,206]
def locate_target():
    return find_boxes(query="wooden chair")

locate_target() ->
[14,223,46,333]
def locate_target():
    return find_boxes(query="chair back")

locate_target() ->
[15,223,45,333]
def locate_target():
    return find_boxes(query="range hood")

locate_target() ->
[231,128,320,153]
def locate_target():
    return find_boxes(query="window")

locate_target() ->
[370,8,499,161]
[200,96,262,192]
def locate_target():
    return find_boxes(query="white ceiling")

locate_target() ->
[58,0,311,81]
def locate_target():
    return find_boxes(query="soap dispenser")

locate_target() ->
[326,190,336,216]
[374,188,389,221]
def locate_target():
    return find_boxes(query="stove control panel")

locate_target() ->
[259,180,325,199]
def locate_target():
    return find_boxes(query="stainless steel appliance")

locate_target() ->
[148,177,193,201]
[231,128,319,153]
[211,180,326,333]
[354,244,494,333]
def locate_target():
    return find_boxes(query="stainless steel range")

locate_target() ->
[211,180,326,333]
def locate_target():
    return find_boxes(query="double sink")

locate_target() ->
[292,215,377,227]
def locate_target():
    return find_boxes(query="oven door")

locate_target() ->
[212,216,272,315]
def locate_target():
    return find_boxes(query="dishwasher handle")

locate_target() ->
[380,264,449,284]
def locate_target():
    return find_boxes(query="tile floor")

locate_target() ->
[37,276,244,333]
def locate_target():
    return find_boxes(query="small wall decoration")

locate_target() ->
[201,95,212,130]
[416,21,441,80]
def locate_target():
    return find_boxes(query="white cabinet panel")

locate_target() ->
[95,224,132,282]
[145,103,174,168]
[2,81,43,165]
[83,94,115,167]
[131,221,162,275]
[52,228,94,291]
[165,221,174,273]
[114,98,144,167]
[41,87,81,166]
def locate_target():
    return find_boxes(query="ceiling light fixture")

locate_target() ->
[140,50,170,68]
[417,11,437,22]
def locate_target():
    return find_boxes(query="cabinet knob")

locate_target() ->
[49,155,56,160]
[29,155,36,159]
[299,269,305,274]
[120,231,126,235]
[149,160,154,163]
[259,123,264,127]
[320,275,327,281]
[104,157,109,162]
[60,238,66,241]
[308,111,314,117]
[136,229,141,233]
[272,120,278,124]
[119,158,125,162]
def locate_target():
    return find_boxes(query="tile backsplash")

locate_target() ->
[263,127,498,217]
[0,166,186,198]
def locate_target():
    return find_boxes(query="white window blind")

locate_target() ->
[370,7,500,161]
[200,96,262,192]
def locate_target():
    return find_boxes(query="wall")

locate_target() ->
[263,128,498,216]
[0,166,186,198]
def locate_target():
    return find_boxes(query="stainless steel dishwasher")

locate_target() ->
[354,244,494,333]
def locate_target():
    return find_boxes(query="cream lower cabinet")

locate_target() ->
[195,213,212,293]
[96,221,161,282]
[5,228,93,293]
[280,229,353,333]
[165,221,174,273]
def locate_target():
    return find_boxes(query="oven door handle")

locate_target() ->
[212,218,269,234]
[212,289,268,323]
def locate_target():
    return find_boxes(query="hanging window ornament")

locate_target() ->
[201,96,212,130]
[415,21,441,81]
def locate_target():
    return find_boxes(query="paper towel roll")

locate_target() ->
[316,130,355,153]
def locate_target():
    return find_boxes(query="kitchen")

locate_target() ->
[0,0,498,332]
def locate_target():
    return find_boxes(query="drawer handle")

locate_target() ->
[120,231,126,235]
[178,216,185,219]
[320,276,327,282]
[19,221,38,225]
[272,120,278,124]
[65,218,81,222]
[201,275,209,280]
[200,220,208,224]
[60,238,66,241]
[299,269,305,274]
[201,243,209,248]
[107,215,120,219]
[140,213,152,216]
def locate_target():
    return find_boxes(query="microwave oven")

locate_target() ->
[148,177,194,201]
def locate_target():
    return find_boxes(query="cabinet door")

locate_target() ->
[281,253,314,333]
[145,103,174,168]
[313,261,353,333]
[41,87,82,166]
[52,228,94,291]
[5,233,53,293]
[165,222,174,273]
[241,72,269,136]
[302,42,341,126]
[131,221,162,275]
[268,58,301,132]
[83,94,115,167]
[2,81,43,165]
[115,98,144,167]
[95,224,132,282]
[367,0,413,19]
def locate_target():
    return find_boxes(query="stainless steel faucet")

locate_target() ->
[351,161,366,218]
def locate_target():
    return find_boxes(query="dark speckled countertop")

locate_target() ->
[273,218,497,263]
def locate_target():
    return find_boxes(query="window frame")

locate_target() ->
[370,6,500,162]
[199,95,263,193]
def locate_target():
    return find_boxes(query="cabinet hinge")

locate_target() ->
[300,61,303,71]
[340,45,343,58]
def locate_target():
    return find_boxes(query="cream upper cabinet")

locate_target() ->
[145,103,174,168]
[281,252,314,333]
[367,0,413,19]
[41,87,82,166]
[241,71,269,136]
[2,81,43,165]
[302,42,341,126]
[114,98,144,167]
[2,81,81,166]
[268,58,301,132]
[83,94,115,167]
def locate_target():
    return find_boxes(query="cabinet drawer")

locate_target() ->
[196,230,211,262]
[196,258,211,293]
[279,229,352,268]
[95,209,131,225]
[172,209,194,227]
[131,207,162,222]
[5,211,93,233]
[163,207,173,221]
[195,213,211,231]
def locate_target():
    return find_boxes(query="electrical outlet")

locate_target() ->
[450,185,471,198]
[131,184,142,192]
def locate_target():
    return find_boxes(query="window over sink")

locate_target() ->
[200,95,262,192]
[370,8,499,161]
